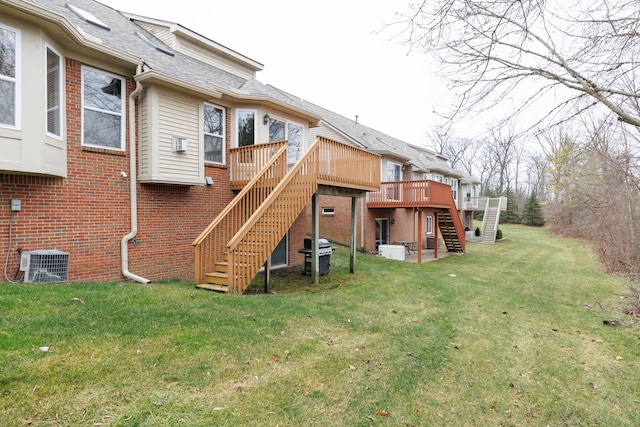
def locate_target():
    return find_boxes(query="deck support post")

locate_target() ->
[417,210,423,264]
[312,192,320,285]
[264,257,271,294]
[434,211,439,259]
[350,197,357,273]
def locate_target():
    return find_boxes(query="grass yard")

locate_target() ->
[1,225,639,426]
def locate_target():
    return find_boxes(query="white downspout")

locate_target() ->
[121,65,151,284]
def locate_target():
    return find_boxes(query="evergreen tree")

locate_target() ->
[502,187,521,224]
[522,192,545,226]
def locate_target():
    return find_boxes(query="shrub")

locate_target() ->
[496,229,503,240]
[475,227,481,237]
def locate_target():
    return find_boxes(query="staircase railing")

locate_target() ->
[481,198,502,243]
[225,139,321,294]
[192,142,289,286]
[428,181,466,252]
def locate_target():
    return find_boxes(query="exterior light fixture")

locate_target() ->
[263,113,270,125]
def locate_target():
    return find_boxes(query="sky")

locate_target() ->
[99,0,450,147]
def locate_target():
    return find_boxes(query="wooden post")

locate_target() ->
[417,210,423,264]
[264,257,271,294]
[434,211,439,259]
[312,193,320,285]
[350,197,357,273]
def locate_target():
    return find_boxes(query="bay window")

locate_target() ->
[0,23,20,128]
[46,45,62,138]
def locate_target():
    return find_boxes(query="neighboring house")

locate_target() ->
[0,0,379,292]
[271,89,481,257]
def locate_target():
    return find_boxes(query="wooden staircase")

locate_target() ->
[438,209,464,253]
[193,137,380,294]
[481,198,502,243]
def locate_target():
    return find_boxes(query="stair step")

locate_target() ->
[196,283,230,293]
[206,271,229,285]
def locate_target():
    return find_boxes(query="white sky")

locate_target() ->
[100,0,450,147]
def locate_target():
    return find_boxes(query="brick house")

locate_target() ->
[0,0,379,292]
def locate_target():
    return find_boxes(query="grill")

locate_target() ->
[299,238,336,275]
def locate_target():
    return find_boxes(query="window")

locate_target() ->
[322,207,335,216]
[46,45,62,138]
[82,66,124,150]
[236,109,255,147]
[386,161,402,200]
[268,116,304,163]
[387,162,402,182]
[427,216,433,234]
[0,23,20,128]
[451,179,458,202]
[204,103,225,164]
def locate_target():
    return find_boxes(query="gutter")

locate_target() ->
[121,65,151,284]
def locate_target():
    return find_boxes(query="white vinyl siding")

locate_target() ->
[138,86,204,185]
[158,94,199,178]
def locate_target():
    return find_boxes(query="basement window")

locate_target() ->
[66,3,110,31]
[322,207,335,216]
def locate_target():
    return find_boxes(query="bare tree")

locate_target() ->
[395,0,640,131]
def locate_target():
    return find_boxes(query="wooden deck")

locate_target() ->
[193,137,380,294]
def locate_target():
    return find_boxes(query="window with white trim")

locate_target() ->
[204,103,225,164]
[427,215,433,234]
[322,207,335,216]
[236,109,256,147]
[451,179,458,202]
[46,45,62,138]
[268,116,304,164]
[0,23,20,128]
[82,66,125,150]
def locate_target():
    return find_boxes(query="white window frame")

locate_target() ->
[204,102,225,165]
[451,179,458,202]
[387,161,402,182]
[236,108,257,147]
[81,65,125,150]
[0,23,21,130]
[426,215,433,234]
[268,115,305,164]
[322,207,335,216]
[45,43,63,139]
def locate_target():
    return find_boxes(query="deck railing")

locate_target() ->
[316,136,380,191]
[193,144,289,286]
[230,141,288,190]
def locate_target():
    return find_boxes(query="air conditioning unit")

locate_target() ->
[172,136,188,152]
[20,250,69,283]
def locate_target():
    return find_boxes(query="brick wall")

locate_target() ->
[0,58,306,283]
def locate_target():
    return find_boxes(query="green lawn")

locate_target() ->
[1,225,638,426]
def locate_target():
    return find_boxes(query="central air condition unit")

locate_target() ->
[20,250,70,283]
[172,136,188,152]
